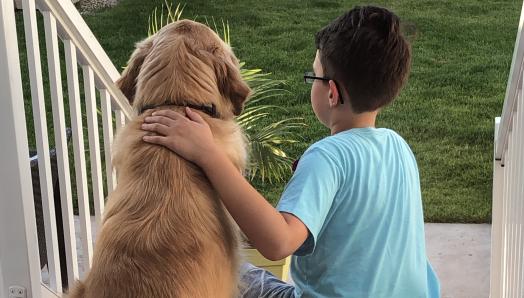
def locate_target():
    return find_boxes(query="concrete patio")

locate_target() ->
[425,223,491,298]
[42,219,490,297]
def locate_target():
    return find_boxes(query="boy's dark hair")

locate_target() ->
[315,6,411,113]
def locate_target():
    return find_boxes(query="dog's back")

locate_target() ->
[68,116,245,298]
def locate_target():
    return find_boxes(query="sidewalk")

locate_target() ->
[425,223,491,298]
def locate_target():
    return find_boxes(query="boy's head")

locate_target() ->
[315,6,411,113]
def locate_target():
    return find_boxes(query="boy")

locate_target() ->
[141,5,440,298]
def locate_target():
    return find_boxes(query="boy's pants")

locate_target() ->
[238,263,296,298]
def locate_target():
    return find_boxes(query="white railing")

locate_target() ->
[0,0,132,296]
[490,1,524,298]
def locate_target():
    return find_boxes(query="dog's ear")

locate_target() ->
[116,38,153,104]
[215,54,251,116]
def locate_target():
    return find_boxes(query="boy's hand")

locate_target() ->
[143,108,308,260]
[141,107,218,167]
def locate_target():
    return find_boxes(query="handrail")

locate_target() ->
[496,0,524,163]
[36,0,133,119]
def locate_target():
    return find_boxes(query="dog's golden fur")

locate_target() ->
[67,20,251,298]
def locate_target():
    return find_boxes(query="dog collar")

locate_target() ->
[140,103,219,118]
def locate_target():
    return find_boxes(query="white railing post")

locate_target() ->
[22,0,62,292]
[0,0,42,297]
[491,117,504,298]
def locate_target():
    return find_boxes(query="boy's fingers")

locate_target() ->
[143,115,176,127]
[142,135,169,146]
[151,109,186,121]
[141,123,170,136]
[185,107,206,124]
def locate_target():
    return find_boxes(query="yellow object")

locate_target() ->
[243,248,291,281]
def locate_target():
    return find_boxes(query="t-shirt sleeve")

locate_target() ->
[277,146,341,256]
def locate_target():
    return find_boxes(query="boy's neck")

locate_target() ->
[329,109,378,135]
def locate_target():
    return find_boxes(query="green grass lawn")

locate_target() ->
[20,0,522,222]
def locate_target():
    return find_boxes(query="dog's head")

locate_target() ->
[116,20,251,118]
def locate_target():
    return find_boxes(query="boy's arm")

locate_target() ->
[201,148,308,261]
[142,108,308,260]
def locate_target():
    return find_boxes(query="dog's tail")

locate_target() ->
[65,281,86,298]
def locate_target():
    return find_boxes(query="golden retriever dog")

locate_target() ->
[67,19,251,298]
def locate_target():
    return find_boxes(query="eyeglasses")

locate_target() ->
[303,71,330,84]
[303,71,344,104]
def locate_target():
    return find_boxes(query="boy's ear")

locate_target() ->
[328,80,341,107]
[116,38,153,105]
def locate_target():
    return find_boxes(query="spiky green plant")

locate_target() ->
[147,2,185,37]
[148,1,306,183]
[238,67,305,183]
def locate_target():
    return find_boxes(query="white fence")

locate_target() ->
[0,0,132,296]
[490,1,524,298]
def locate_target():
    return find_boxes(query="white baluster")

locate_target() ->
[508,122,515,298]
[63,39,82,286]
[101,89,116,194]
[516,83,524,298]
[115,109,127,134]
[83,66,105,231]
[43,9,75,291]
[502,129,511,297]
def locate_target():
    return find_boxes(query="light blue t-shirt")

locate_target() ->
[277,127,440,298]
